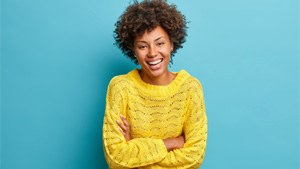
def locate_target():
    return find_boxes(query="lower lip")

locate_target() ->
[148,61,162,70]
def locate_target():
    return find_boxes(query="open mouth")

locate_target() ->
[146,59,163,66]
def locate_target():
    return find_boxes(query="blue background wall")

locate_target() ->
[1,0,299,169]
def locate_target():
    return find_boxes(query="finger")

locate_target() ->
[120,115,130,127]
[119,128,126,136]
[117,120,128,131]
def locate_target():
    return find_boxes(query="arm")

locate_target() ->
[102,78,168,168]
[155,80,208,168]
[163,135,185,152]
[118,115,185,151]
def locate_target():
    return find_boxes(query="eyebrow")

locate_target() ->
[136,36,165,43]
[154,36,164,41]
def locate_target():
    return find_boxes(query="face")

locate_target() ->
[133,26,173,83]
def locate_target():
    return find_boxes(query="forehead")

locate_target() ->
[135,26,170,42]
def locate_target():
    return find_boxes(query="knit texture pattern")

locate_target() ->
[103,69,207,169]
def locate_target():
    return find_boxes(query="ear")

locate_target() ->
[128,45,134,51]
[132,50,136,57]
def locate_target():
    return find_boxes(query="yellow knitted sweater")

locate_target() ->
[103,69,207,169]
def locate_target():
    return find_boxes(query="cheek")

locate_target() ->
[160,48,172,57]
[135,54,145,63]
[134,49,146,58]
[135,55,145,65]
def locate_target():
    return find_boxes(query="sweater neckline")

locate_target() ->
[128,69,190,97]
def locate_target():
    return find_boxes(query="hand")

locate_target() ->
[163,134,185,152]
[117,114,131,141]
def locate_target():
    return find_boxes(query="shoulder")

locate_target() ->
[107,70,136,91]
[180,71,206,105]
[108,74,128,86]
[179,70,203,90]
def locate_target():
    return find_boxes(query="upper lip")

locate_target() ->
[146,58,163,62]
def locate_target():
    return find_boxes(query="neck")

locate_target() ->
[139,70,175,86]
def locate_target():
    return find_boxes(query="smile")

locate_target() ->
[146,59,163,66]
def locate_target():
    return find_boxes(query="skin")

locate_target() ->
[133,26,175,86]
[117,26,185,152]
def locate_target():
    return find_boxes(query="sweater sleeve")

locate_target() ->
[155,80,208,168]
[102,78,168,169]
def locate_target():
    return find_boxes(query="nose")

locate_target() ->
[147,45,158,58]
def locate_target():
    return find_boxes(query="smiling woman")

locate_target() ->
[102,0,208,168]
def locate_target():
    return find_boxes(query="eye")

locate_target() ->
[157,42,165,46]
[138,45,147,50]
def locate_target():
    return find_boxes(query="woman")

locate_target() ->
[102,0,207,168]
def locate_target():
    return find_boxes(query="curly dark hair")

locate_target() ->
[114,0,188,64]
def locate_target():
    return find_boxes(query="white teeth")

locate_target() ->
[148,59,162,65]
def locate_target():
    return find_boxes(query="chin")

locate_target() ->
[148,67,167,77]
